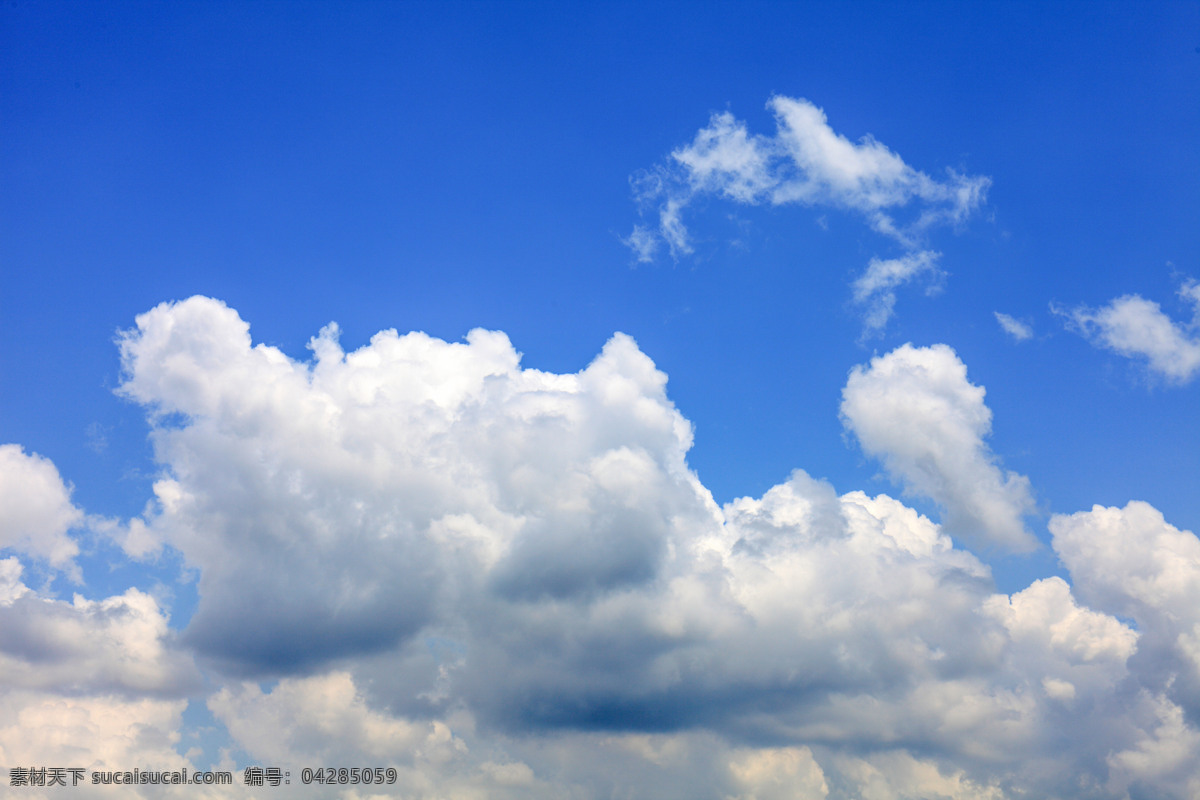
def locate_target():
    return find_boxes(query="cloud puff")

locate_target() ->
[0,444,82,573]
[1052,502,1200,713]
[19,297,1196,798]
[1049,502,1200,798]
[832,751,1007,800]
[0,557,198,696]
[0,692,195,799]
[211,671,607,800]
[205,472,1177,798]
[0,557,208,799]
[625,96,989,330]
[840,343,1037,551]
[993,312,1033,342]
[1058,279,1200,383]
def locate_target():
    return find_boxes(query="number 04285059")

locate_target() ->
[300,767,397,785]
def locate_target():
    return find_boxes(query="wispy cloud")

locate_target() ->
[626,96,989,332]
[994,312,1034,341]
[852,251,942,334]
[1058,279,1200,383]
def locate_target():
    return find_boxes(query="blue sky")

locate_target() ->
[3,2,1200,798]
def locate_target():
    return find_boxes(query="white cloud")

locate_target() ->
[671,111,774,204]
[852,251,942,334]
[993,312,1033,342]
[0,557,208,800]
[211,672,570,800]
[0,558,198,696]
[990,577,1137,665]
[725,746,828,800]
[653,97,989,244]
[17,298,1200,798]
[840,344,1037,551]
[116,296,711,673]
[1106,692,1200,799]
[622,224,660,263]
[0,691,194,799]
[1049,500,1200,796]
[625,96,989,329]
[1059,280,1200,383]
[1051,501,1200,718]
[983,576,1137,705]
[117,301,1180,795]
[767,96,987,230]
[833,751,1006,800]
[0,444,82,572]
[1051,502,1200,627]
[210,672,451,764]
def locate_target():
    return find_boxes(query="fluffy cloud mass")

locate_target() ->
[1059,279,1200,383]
[0,557,204,800]
[0,444,82,572]
[5,297,1200,798]
[840,343,1037,551]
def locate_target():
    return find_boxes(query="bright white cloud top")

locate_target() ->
[3,297,1199,797]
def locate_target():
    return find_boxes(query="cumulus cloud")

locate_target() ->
[625,96,989,330]
[0,557,198,695]
[725,746,828,800]
[840,343,1037,551]
[1058,279,1200,383]
[993,312,1033,342]
[210,672,462,768]
[0,557,207,800]
[0,444,82,572]
[1052,502,1200,714]
[15,297,1200,798]
[0,692,196,799]
[117,296,709,674]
